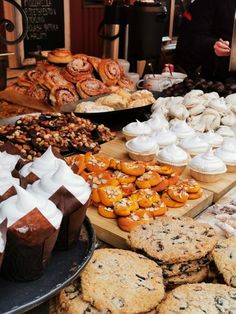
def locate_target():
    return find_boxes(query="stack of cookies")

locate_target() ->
[127,217,219,289]
[57,248,165,313]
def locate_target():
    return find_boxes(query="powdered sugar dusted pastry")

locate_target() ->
[189,148,227,182]
[152,128,177,147]
[199,130,224,147]
[126,135,159,161]
[122,120,152,140]
[215,139,236,172]
[170,120,195,139]
[179,135,210,156]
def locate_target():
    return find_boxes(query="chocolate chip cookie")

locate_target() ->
[213,237,236,287]
[158,283,236,313]
[127,217,218,264]
[81,248,165,313]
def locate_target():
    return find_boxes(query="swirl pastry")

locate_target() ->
[17,68,45,87]
[98,59,121,86]
[87,56,102,72]
[7,83,31,95]
[49,85,79,108]
[43,69,74,89]
[27,83,50,104]
[118,74,135,90]
[76,78,110,99]
[47,48,73,64]
[63,55,93,83]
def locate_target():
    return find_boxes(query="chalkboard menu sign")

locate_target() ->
[22,0,65,56]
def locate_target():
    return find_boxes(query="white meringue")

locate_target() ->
[151,97,170,113]
[122,120,152,137]
[206,97,228,112]
[0,185,62,229]
[169,102,189,120]
[179,135,209,155]
[202,92,219,100]
[199,131,223,147]
[221,111,236,127]
[216,126,235,139]
[126,135,159,154]
[152,128,177,147]
[225,93,236,107]
[157,144,189,166]
[189,149,226,174]
[0,164,19,195]
[215,140,236,165]
[0,151,21,172]
[170,120,195,139]
[185,90,204,97]
[145,115,169,131]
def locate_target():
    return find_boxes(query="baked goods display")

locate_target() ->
[57,248,165,313]
[158,283,236,313]
[127,217,218,288]
[0,146,91,281]
[65,153,204,232]
[0,113,115,160]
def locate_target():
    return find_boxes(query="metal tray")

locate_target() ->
[0,216,96,314]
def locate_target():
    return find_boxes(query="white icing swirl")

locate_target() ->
[126,135,159,154]
[153,128,177,147]
[215,140,236,165]
[206,97,228,112]
[199,131,223,147]
[170,120,195,139]
[189,149,226,173]
[0,185,62,229]
[0,164,19,195]
[20,146,60,178]
[122,120,152,136]
[216,126,235,139]
[179,135,209,155]
[27,160,91,204]
[0,152,21,171]
[145,115,169,131]
[157,144,189,165]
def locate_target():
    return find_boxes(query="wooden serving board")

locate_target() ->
[86,136,214,249]
[182,167,236,203]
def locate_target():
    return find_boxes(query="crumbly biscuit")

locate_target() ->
[127,217,218,264]
[164,266,209,288]
[212,237,236,287]
[158,283,236,314]
[81,248,165,313]
[162,254,211,278]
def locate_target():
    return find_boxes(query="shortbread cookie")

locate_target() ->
[127,217,218,264]
[212,237,236,287]
[81,248,165,313]
[158,283,236,313]
[162,254,211,278]
[164,266,209,288]
[58,280,99,314]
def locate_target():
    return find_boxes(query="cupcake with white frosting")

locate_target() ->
[152,128,177,148]
[156,144,189,174]
[216,126,235,139]
[199,131,224,147]
[122,120,152,140]
[170,120,195,139]
[0,164,20,201]
[0,218,7,272]
[126,135,159,161]
[145,114,169,132]
[189,148,226,182]
[0,150,21,172]
[179,135,210,156]
[19,146,61,185]
[215,139,236,172]
[0,185,62,281]
[27,160,91,249]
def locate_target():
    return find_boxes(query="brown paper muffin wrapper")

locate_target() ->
[0,218,7,271]
[1,208,58,281]
[50,186,90,250]
[0,186,17,202]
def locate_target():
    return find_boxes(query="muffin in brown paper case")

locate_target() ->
[0,218,7,272]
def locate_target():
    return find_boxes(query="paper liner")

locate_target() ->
[0,218,7,271]
[189,168,224,183]
[127,150,156,162]
[49,186,90,250]
[0,186,17,202]
[1,208,58,281]
[226,164,236,173]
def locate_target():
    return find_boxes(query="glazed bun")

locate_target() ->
[47,48,73,64]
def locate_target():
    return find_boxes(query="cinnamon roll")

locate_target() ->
[43,70,74,89]
[7,83,31,95]
[118,75,135,90]
[98,59,121,86]
[17,68,45,87]
[27,83,50,104]
[47,48,73,64]
[87,56,102,72]
[76,78,110,98]
[62,55,93,83]
[49,85,79,108]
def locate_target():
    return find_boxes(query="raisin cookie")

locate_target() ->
[81,248,165,313]
[212,237,236,287]
[127,217,218,264]
[158,283,236,314]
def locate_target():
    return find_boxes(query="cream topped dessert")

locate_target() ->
[206,97,228,112]
[170,120,195,139]
[0,151,21,171]
[27,160,91,204]
[157,144,189,166]
[215,140,236,171]
[0,164,19,196]
[199,131,224,147]
[122,120,152,139]
[179,135,210,155]
[0,185,62,229]
[216,126,235,139]
[126,135,159,161]
[19,146,61,178]
[153,128,177,147]
[145,115,169,131]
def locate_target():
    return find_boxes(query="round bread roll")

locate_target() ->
[47,48,73,64]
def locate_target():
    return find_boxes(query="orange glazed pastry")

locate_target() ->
[136,189,160,208]
[167,186,189,203]
[117,210,153,232]
[87,56,102,72]
[97,205,117,219]
[98,59,121,86]
[179,179,201,194]
[120,161,146,176]
[109,158,121,170]
[162,192,185,208]
[91,171,119,188]
[146,164,173,176]
[152,176,169,192]
[97,186,123,206]
[113,198,139,216]
[167,172,179,186]
[47,48,73,64]
[187,189,203,200]
[145,201,167,217]
[135,171,161,189]
[85,153,110,173]
[113,170,136,184]
[65,154,86,175]
[120,183,136,197]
